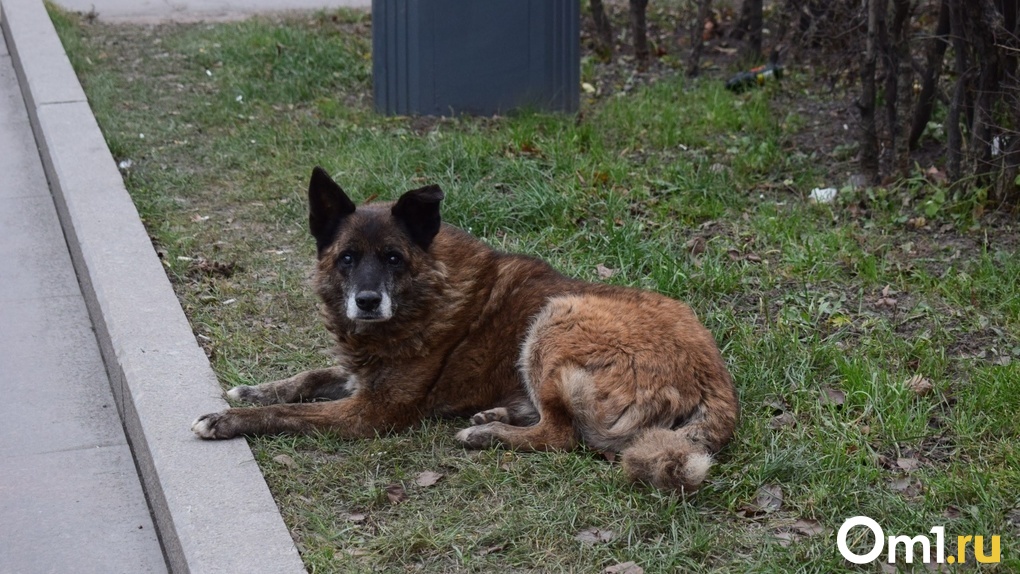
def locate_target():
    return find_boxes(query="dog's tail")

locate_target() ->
[620,391,738,493]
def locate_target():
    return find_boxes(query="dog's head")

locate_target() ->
[307,167,444,323]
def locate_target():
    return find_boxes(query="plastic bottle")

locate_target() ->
[725,63,783,93]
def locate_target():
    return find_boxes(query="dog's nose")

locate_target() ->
[355,291,382,311]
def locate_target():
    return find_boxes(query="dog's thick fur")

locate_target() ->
[192,167,739,492]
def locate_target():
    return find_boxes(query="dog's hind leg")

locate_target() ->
[455,418,577,451]
[469,397,540,426]
[226,367,353,405]
[457,373,577,451]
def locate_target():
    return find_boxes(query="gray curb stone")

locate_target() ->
[1,1,306,572]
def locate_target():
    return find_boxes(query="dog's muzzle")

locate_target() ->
[355,290,382,312]
[346,289,393,321]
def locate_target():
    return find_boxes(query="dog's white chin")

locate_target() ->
[349,314,393,323]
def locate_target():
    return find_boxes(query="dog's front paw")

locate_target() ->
[470,407,510,426]
[191,411,240,439]
[455,424,497,449]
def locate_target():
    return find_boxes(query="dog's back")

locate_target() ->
[427,231,738,492]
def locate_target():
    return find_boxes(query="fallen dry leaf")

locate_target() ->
[897,457,921,472]
[943,505,962,520]
[905,374,934,396]
[347,548,372,558]
[773,531,796,547]
[347,513,367,523]
[576,527,615,545]
[596,264,617,279]
[745,253,763,263]
[889,477,922,497]
[474,543,506,557]
[190,258,238,278]
[756,484,783,512]
[385,484,408,504]
[604,561,643,574]
[738,484,785,518]
[770,412,797,429]
[926,166,948,185]
[685,236,706,256]
[272,454,296,468]
[791,518,824,536]
[820,386,846,406]
[772,518,824,547]
[1006,508,1020,529]
[414,471,444,487]
[765,398,788,415]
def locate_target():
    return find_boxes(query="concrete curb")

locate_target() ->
[1,1,306,572]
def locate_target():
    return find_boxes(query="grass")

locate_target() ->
[50,4,1020,572]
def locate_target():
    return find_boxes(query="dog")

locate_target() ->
[192,167,739,492]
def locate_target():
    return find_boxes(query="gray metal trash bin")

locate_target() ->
[372,0,579,116]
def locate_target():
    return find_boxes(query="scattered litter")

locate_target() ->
[117,159,133,171]
[809,187,838,203]
[235,94,243,102]
[726,63,783,92]
[581,82,596,94]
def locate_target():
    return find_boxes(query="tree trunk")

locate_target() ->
[734,0,764,62]
[909,0,950,150]
[858,0,885,185]
[630,0,650,64]
[971,0,1006,181]
[686,0,714,77]
[946,0,969,182]
[590,0,614,60]
[887,0,913,176]
[994,0,1020,203]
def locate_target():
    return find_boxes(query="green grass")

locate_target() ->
[50,5,1020,572]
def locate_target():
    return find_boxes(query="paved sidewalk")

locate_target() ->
[0,26,167,574]
[0,0,371,572]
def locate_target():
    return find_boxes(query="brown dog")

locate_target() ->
[192,167,739,492]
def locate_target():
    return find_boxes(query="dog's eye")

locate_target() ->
[385,252,403,266]
[338,253,355,267]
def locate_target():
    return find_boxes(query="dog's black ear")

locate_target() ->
[308,166,356,255]
[391,185,445,250]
